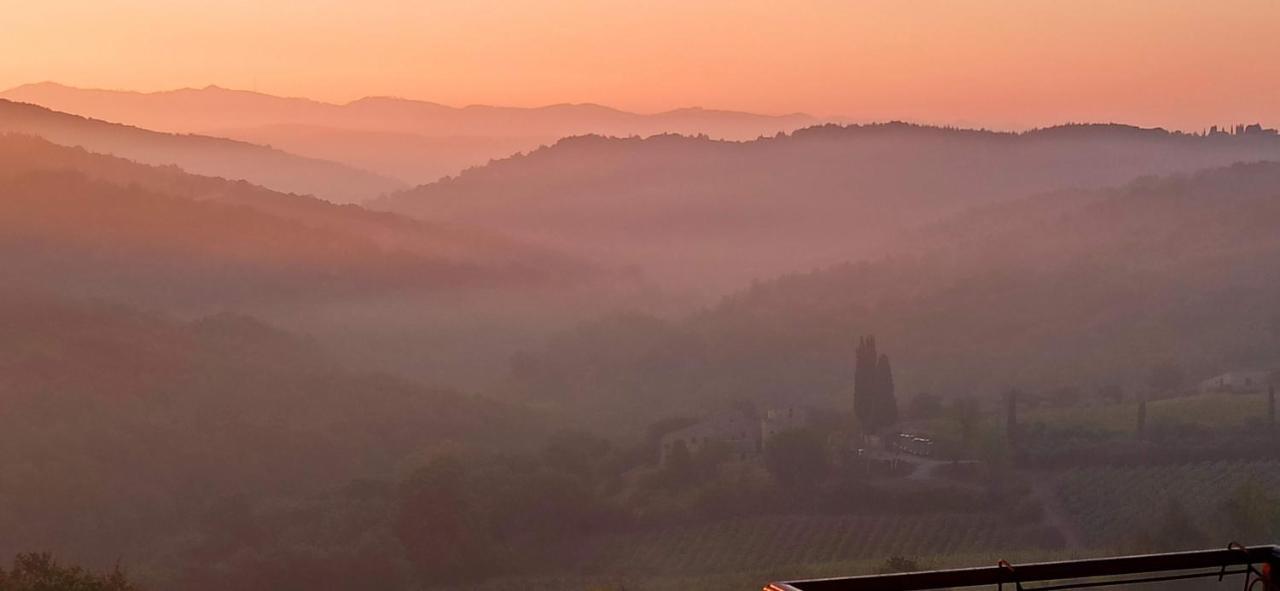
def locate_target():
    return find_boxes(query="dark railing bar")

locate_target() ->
[1025,567,1250,591]
[771,545,1280,591]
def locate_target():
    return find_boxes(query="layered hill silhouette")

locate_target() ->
[0,289,546,569]
[1,82,823,183]
[0,134,580,310]
[373,123,1280,294]
[501,161,1280,426]
[0,98,404,202]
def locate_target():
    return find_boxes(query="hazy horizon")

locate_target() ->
[3,79,1276,135]
[4,4,1280,591]
[4,1,1279,131]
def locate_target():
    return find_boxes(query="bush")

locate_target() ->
[876,555,922,574]
[0,553,140,591]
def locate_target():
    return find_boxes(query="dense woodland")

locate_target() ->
[501,162,1280,429]
[374,123,1280,292]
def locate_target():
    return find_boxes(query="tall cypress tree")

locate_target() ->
[877,352,898,428]
[854,335,899,433]
[854,336,877,431]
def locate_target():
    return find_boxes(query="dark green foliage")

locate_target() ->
[541,430,615,481]
[0,292,547,583]
[876,555,922,574]
[764,429,830,487]
[0,553,139,591]
[907,393,943,420]
[878,353,898,427]
[394,451,632,585]
[396,457,497,584]
[948,397,982,459]
[504,162,1280,433]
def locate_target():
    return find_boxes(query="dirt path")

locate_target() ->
[1028,473,1086,551]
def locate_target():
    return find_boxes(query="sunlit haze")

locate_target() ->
[4,3,1280,590]
[3,0,1279,129]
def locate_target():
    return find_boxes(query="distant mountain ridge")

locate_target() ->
[0,82,825,183]
[0,98,405,202]
[371,121,1280,293]
[0,133,583,310]
[1,82,819,138]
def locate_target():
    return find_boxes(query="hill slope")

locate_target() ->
[2,82,819,140]
[0,290,546,571]
[373,123,1280,293]
[499,161,1280,425]
[0,98,404,202]
[0,134,580,310]
[1,82,823,183]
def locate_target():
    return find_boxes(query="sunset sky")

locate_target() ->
[4,0,1278,130]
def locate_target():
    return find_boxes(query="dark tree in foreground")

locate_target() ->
[0,553,139,591]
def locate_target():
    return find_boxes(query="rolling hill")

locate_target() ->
[498,161,1280,426]
[0,98,404,202]
[372,123,1280,294]
[0,134,582,310]
[1,82,823,184]
[0,289,547,571]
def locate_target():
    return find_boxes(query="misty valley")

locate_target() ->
[1,83,1279,591]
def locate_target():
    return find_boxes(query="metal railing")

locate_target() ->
[767,544,1279,591]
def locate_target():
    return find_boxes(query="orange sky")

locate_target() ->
[3,0,1278,130]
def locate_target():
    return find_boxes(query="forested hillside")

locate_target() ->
[0,134,583,310]
[375,123,1280,292]
[2,82,822,184]
[501,162,1280,427]
[0,290,548,574]
[0,99,403,202]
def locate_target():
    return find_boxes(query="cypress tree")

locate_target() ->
[854,335,899,433]
[877,352,898,428]
[853,336,877,431]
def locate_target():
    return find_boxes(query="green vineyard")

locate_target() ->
[583,513,1061,576]
[1054,460,1280,547]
